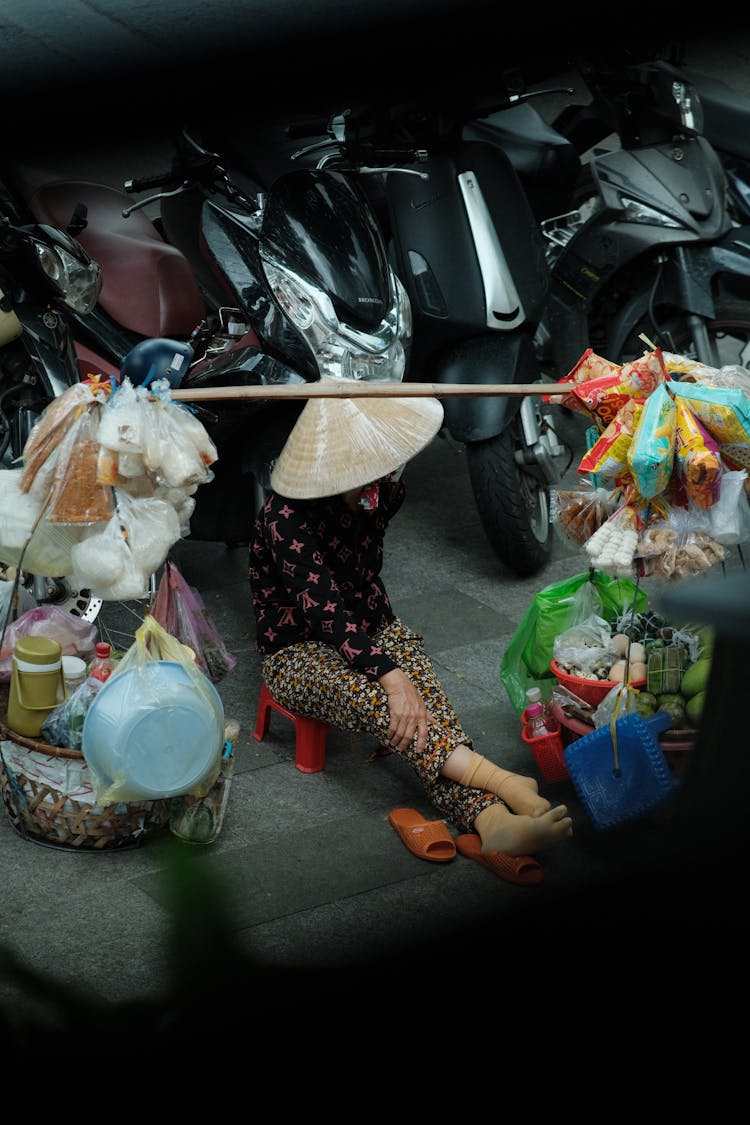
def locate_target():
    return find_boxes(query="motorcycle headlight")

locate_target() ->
[262,252,411,383]
[31,236,102,314]
[618,196,683,228]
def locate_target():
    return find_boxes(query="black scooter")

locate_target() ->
[0,181,104,619]
[1,132,411,552]
[526,53,750,373]
[214,92,576,577]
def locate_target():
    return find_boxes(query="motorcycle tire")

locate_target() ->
[466,420,553,578]
[623,292,750,370]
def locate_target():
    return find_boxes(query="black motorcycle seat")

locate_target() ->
[27,179,207,338]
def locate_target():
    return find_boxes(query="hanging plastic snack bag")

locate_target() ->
[168,402,218,469]
[140,393,217,486]
[97,377,149,454]
[668,380,750,445]
[550,484,613,546]
[673,398,722,509]
[570,370,635,427]
[584,503,640,576]
[543,348,621,409]
[154,482,197,536]
[662,352,720,383]
[578,398,643,482]
[616,348,667,398]
[45,406,115,525]
[636,509,726,579]
[0,468,80,575]
[626,383,677,500]
[19,383,96,494]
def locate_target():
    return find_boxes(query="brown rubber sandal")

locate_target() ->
[456,832,543,885]
[388,807,456,863]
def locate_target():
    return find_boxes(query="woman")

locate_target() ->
[248,388,572,882]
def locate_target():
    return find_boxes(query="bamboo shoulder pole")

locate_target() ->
[170,381,576,402]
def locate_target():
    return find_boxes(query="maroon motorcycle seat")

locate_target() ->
[27,180,207,338]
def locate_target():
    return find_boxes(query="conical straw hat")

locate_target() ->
[270,390,444,499]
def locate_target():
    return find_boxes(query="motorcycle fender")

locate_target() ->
[605,231,750,359]
[432,332,537,443]
[701,223,750,300]
[547,218,749,373]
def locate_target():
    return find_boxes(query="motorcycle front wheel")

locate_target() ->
[623,293,750,369]
[466,418,553,577]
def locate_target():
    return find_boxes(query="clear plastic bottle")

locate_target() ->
[524,701,550,739]
[89,642,114,683]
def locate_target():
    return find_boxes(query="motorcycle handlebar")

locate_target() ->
[123,170,177,194]
[285,118,330,140]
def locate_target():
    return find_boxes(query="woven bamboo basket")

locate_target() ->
[0,683,169,850]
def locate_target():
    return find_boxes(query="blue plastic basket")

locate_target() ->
[563,710,680,830]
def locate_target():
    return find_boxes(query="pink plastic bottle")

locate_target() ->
[89,642,114,683]
[524,702,550,739]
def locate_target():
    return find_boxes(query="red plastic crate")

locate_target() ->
[520,706,568,783]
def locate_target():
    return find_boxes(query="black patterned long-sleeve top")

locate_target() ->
[248,478,406,680]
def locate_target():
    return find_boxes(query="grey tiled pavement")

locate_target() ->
[2,404,748,1049]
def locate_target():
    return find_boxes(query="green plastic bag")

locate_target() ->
[500,570,648,716]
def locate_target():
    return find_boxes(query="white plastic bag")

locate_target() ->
[70,514,148,600]
[708,469,750,544]
[0,468,82,575]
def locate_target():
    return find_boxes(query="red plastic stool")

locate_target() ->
[252,683,330,773]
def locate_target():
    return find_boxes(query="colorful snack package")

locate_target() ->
[626,383,677,499]
[577,398,643,481]
[668,380,750,444]
[550,485,613,546]
[543,348,620,409]
[662,351,720,384]
[571,371,634,426]
[583,503,640,576]
[673,398,722,509]
[616,348,668,398]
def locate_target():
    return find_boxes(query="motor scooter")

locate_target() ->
[215,50,750,577]
[0,178,104,621]
[213,90,576,577]
[514,52,750,374]
[0,132,411,551]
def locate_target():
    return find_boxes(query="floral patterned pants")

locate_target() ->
[261,618,501,832]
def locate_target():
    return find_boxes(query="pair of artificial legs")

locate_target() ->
[442,747,573,857]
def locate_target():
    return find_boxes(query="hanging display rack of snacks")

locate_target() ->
[547,344,750,582]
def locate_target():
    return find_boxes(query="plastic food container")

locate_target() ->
[82,660,224,800]
[550,658,646,709]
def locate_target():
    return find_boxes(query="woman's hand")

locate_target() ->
[379,668,434,753]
